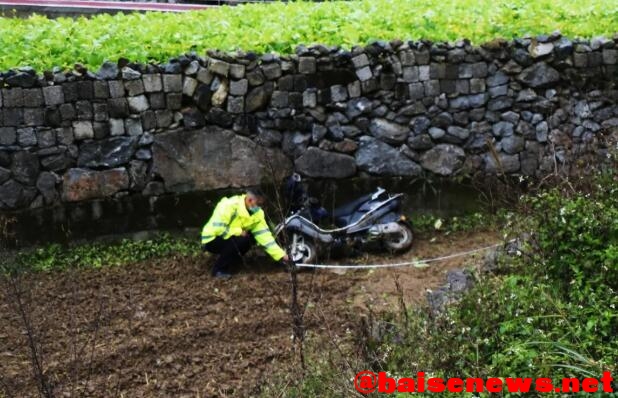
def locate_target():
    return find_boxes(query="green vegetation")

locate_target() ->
[280,172,618,396]
[411,211,504,236]
[378,174,618,392]
[0,0,616,71]
[5,233,200,272]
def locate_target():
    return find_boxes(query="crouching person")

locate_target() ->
[201,188,289,278]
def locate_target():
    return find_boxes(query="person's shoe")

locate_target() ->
[213,271,232,279]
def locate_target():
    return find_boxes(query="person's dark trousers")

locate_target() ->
[202,235,255,275]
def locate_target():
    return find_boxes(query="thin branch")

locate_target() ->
[82,293,106,398]
[5,274,53,398]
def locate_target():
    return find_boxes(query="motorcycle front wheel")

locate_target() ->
[287,233,318,264]
[383,221,414,253]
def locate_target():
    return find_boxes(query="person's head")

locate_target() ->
[245,188,265,214]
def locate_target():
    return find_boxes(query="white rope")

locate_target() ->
[295,239,514,270]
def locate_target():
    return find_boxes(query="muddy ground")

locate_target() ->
[0,231,498,397]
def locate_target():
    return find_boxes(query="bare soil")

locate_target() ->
[0,230,499,397]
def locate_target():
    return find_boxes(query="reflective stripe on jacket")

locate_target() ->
[201,194,286,261]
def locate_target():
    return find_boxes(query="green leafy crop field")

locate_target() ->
[0,0,616,71]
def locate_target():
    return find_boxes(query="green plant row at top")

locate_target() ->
[0,0,616,72]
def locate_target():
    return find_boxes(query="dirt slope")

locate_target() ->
[0,230,499,397]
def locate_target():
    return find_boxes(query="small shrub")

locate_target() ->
[373,172,618,386]
[524,179,618,302]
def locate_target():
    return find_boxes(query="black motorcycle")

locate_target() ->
[275,174,413,264]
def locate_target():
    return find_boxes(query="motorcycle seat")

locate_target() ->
[331,192,374,223]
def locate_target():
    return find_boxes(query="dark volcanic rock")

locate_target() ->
[97,61,119,80]
[11,151,40,185]
[420,144,465,175]
[0,179,37,208]
[355,136,422,176]
[152,126,292,192]
[369,118,409,144]
[517,62,560,88]
[6,72,36,88]
[295,147,356,178]
[77,136,138,168]
[36,171,59,204]
[182,109,206,129]
[245,84,273,113]
[0,167,11,184]
[41,152,73,172]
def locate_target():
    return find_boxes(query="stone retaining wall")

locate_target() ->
[0,34,617,215]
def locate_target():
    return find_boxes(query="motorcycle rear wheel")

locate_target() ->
[383,221,414,253]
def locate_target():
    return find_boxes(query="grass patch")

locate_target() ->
[411,210,507,237]
[0,0,616,71]
[4,233,201,273]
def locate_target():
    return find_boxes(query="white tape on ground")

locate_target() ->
[295,240,513,270]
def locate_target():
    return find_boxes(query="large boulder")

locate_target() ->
[295,147,356,178]
[517,62,560,88]
[77,136,138,168]
[369,118,409,144]
[152,126,292,192]
[420,144,466,176]
[62,168,129,202]
[355,136,422,176]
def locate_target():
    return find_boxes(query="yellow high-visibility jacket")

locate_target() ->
[201,194,286,261]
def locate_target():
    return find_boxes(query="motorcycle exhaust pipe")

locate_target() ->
[368,222,402,237]
[281,217,334,243]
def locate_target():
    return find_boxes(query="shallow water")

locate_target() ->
[1,176,490,247]
[298,176,484,218]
